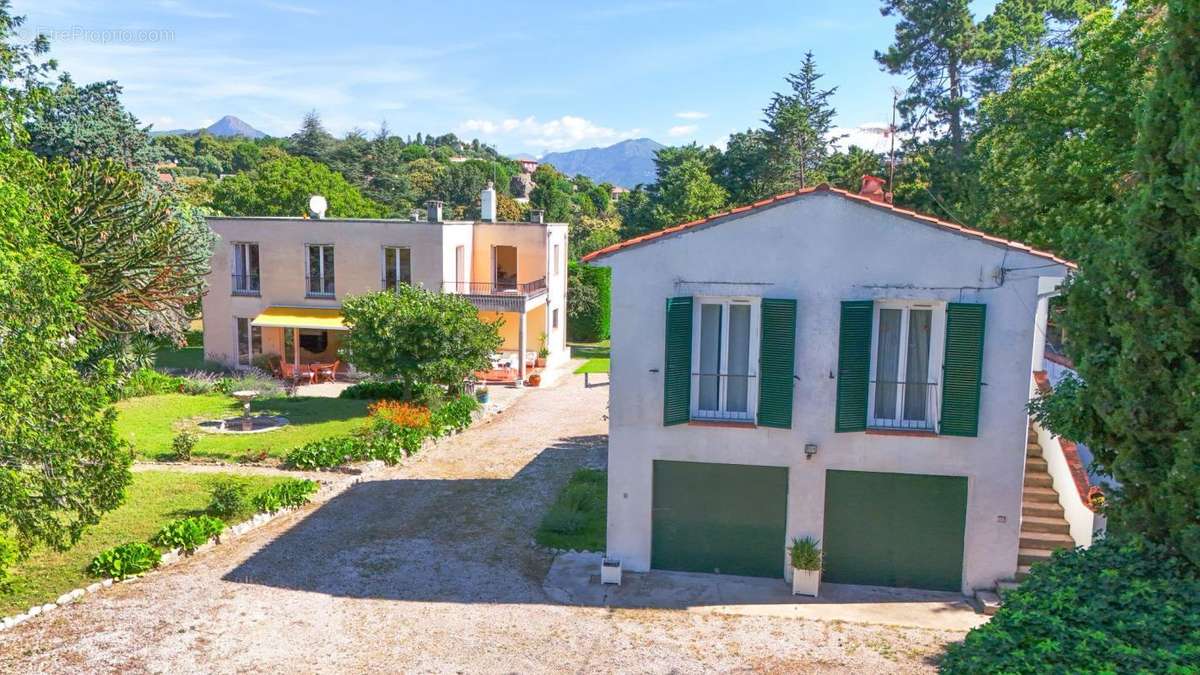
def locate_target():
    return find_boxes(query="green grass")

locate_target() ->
[153,345,206,371]
[0,471,288,615]
[535,468,607,552]
[574,358,610,374]
[569,340,610,359]
[116,393,371,461]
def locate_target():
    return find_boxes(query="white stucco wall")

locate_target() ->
[201,217,569,368]
[596,193,1068,593]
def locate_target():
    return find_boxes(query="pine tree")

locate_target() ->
[762,52,840,190]
[290,110,333,161]
[1042,0,1200,567]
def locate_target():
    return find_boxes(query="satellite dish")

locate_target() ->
[308,195,328,219]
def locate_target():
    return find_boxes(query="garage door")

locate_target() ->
[822,470,967,591]
[651,460,788,578]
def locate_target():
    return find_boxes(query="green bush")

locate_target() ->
[788,536,822,571]
[430,394,479,435]
[567,261,610,342]
[171,430,197,460]
[179,370,223,394]
[88,542,160,580]
[252,479,318,513]
[941,536,1200,673]
[216,370,282,397]
[0,535,18,592]
[207,480,248,518]
[286,436,366,470]
[535,469,607,550]
[541,505,587,535]
[339,380,409,400]
[151,515,226,552]
[122,368,182,398]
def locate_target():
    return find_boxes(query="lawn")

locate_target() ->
[535,468,606,552]
[568,340,610,359]
[0,471,289,616]
[574,358,610,374]
[154,327,219,372]
[117,393,370,461]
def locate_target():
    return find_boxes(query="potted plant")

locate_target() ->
[536,332,549,367]
[526,373,541,387]
[475,386,490,404]
[789,536,822,597]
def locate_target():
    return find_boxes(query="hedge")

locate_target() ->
[568,261,610,342]
[941,536,1200,673]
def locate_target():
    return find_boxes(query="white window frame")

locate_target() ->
[689,296,761,422]
[381,245,412,290]
[553,243,561,276]
[234,316,262,368]
[305,243,335,297]
[231,242,260,295]
[867,300,946,431]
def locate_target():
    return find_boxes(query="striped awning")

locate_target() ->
[251,306,346,331]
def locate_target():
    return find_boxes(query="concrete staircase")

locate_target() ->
[975,424,1076,615]
[1017,423,1074,581]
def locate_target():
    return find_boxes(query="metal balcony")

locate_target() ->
[443,277,548,312]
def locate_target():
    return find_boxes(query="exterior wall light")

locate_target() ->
[804,443,818,460]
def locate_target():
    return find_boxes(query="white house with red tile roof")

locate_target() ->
[583,182,1096,597]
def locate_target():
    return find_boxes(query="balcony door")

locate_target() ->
[494,245,517,292]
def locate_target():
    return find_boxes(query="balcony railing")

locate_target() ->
[691,372,757,422]
[868,380,939,431]
[232,273,260,296]
[306,276,335,298]
[442,277,548,298]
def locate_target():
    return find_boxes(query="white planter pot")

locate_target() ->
[792,569,820,597]
[600,557,622,585]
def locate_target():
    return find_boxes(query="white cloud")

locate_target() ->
[674,111,708,120]
[667,124,698,137]
[264,1,321,15]
[459,115,640,152]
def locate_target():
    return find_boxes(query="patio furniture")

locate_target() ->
[281,361,315,384]
[313,360,340,383]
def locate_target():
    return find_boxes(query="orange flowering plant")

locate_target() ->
[368,400,432,430]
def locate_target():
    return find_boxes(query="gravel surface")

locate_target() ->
[1,371,962,673]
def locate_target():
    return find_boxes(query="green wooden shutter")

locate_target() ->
[940,302,986,437]
[835,300,874,432]
[663,296,693,426]
[757,298,797,429]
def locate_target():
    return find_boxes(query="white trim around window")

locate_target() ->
[381,245,412,290]
[689,296,761,422]
[305,243,335,297]
[867,300,946,431]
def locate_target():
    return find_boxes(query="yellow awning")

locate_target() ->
[251,306,346,331]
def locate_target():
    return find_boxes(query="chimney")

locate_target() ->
[859,175,893,204]
[425,200,444,223]
[308,194,328,219]
[529,208,545,224]
[410,208,422,222]
[480,181,497,222]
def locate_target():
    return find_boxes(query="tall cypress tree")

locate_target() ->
[762,52,840,190]
[1043,0,1200,566]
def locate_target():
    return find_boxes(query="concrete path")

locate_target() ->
[546,552,987,632]
[2,368,966,673]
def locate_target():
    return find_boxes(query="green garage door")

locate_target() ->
[823,470,967,591]
[651,460,788,578]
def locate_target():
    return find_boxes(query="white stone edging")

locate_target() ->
[0,468,378,633]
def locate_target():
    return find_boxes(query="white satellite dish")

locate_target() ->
[308,195,328,219]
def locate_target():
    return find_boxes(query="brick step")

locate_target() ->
[1021,515,1070,535]
[1020,530,1075,550]
[1018,547,1054,567]
[1025,456,1048,472]
[1023,502,1066,519]
[1026,443,1043,457]
[1024,472,1053,489]
[1015,564,1033,581]
[1023,486,1059,503]
[974,589,1002,615]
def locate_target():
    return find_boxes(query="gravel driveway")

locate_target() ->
[1,370,963,673]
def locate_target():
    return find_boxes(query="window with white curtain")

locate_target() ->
[306,244,334,296]
[235,317,262,366]
[869,301,945,430]
[691,297,760,421]
[382,246,412,290]
[232,242,259,294]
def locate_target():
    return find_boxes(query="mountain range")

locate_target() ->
[538,138,664,188]
[151,115,267,139]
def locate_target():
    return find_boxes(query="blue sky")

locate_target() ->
[13,0,998,157]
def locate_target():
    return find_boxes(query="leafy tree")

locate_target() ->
[403,157,446,207]
[1037,0,1200,567]
[0,150,131,585]
[26,76,161,167]
[971,3,1162,257]
[762,52,841,189]
[650,157,727,228]
[616,185,655,238]
[822,145,887,192]
[340,287,503,396]
[212,156,386,218]
[496,193,525,221]
[32,158,216,342]
[0,2,54,148]
[289,110,334,161]
[530,163,573,222]
[714,128,773,204]
[569,215,620,259]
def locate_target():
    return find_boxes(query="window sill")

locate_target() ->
[688,419,757,430]
[232,290,261,297]
[865,428,939,438]
[305,293,336,299]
